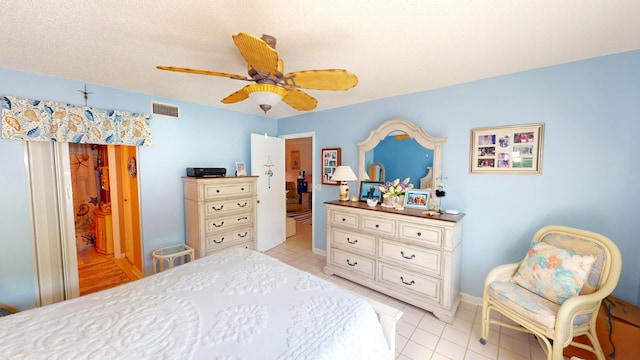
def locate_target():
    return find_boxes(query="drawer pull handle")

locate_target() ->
[401,251,416,260]
[400,276,415,286]
[237,202,248,207]
[241,187,245,191]
[238,232,248,238]
[346,238,358,244]
[212,205,224,211]
[375,224,380,228]
[237,216,248,221]
[213,238,224,244]
[216,189,220,193]
[416,232,422,236]
[342,218,346,222]
[212,221,224,228]
[346,259,358,267]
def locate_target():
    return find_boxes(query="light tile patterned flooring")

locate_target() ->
[266,223,565,360]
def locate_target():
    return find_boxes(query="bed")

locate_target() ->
[0,247,401,359]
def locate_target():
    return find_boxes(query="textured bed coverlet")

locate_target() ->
[0,248,390,359]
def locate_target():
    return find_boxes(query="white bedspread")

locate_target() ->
[0,248,391,359]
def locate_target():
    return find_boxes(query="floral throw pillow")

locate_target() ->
[511,241,596,304]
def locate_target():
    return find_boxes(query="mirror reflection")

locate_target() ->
[365,134,434,189]
[367,162,385,182]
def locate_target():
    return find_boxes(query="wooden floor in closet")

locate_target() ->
[77,247,140,296]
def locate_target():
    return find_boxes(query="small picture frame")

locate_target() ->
[404,189,430,209]
[235,162,246,176]
[358,181,383,202]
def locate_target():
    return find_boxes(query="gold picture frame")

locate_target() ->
[470,123,544,174]
[291,150,300,170]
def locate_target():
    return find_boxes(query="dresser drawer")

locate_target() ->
[203,182,255,199]
[205,228,253,251]
[205,214,253,233]
[398,222,442,247]
[204,198,253,216]
[331,229,375,255]
[362,216,395,236]
[330,211,359,229]
[379,239,441,276]
[330,248,375,279]
[206,240,253,256]
[378,262,440,302]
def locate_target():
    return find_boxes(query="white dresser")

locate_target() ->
[324,200,464,323]
[183,176,257,258]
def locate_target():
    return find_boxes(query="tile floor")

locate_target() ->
[266,223,567,360]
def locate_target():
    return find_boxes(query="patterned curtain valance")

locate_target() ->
[1,96,152,146]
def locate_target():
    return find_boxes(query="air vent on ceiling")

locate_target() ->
[151,102,180,118]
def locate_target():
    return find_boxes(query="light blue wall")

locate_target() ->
[0,68,277,310]
[279,50,640,305]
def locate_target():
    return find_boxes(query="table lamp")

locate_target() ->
[330,166,358,201]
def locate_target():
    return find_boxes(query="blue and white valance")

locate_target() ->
[1,96,152,146]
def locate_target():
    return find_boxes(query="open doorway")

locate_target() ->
[68,144,142,295]
[284,136,313,250]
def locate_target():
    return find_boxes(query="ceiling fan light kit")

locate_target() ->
[157,32,358,114]
[245,83,288,114]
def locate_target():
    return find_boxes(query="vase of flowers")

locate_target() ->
[379,178,413,208]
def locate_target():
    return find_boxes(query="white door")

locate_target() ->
[251,133,285,252]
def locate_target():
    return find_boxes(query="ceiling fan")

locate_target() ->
[157,32,358,113]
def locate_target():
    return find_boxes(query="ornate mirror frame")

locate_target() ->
[356,119,447,194]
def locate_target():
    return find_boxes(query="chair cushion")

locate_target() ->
[512,241,596,304]
[488,281,590,330]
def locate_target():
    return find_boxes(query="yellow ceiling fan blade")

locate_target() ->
[284,69,358,90]
[282,88,318,111]
[156,66,250,80]
[232,32,279,75]
[221,87,250,104]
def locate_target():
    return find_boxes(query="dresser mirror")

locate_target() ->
[356,119,447,194]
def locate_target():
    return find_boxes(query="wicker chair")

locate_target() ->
[0,302,19,317]
[479,225,621,360]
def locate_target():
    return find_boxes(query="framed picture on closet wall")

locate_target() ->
[321,148,341,185]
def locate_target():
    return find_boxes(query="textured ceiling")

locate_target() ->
[1,1,639,119]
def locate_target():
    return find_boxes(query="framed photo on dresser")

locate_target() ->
[235,162,246,176]
[358,181,383,202]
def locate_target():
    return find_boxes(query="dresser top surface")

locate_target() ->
[325,200,465,223]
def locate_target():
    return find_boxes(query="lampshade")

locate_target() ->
[330,166,357,182]
[330,166,357,201]
[245,83,288,113]
[304,173,312,183]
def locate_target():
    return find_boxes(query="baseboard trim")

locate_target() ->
[460,292,483,307]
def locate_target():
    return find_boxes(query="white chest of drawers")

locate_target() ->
[183,176,258,258]
[324,200,464,323]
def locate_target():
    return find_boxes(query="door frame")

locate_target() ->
[26,142,144,305]
[280,132,316,250]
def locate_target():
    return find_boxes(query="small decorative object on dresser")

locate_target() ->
[183,176,257,258]
[324,200,464,323]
